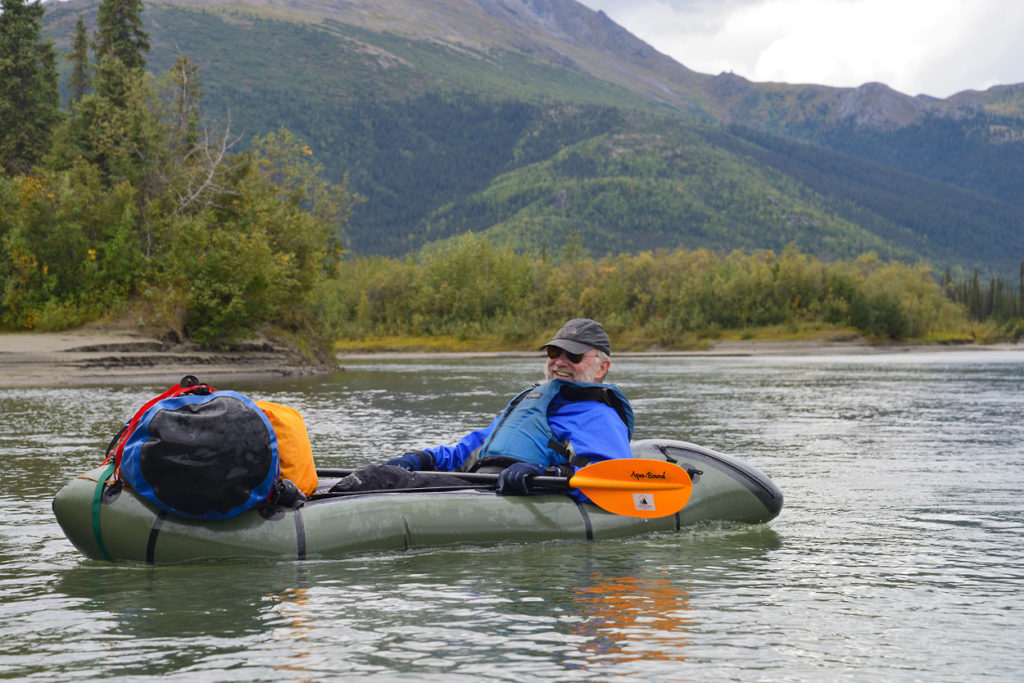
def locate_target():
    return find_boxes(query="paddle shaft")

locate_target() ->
[317,467,568,489]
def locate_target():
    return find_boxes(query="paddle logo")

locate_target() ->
[630,469,668,481]
[632,493,656,511]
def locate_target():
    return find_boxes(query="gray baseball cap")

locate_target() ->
[541,318,611,355]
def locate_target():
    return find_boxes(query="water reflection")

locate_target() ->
[567,571,693,666]
[53,563,319,678]
[60,565,287,630]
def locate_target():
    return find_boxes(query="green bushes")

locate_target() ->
[1,164,139,329]
[320,235,970,348]
[1,123,356,346]
[167,129,356,344]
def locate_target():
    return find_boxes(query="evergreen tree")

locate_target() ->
[94,0,149,72]
[968,269,982,319]
[91,0,149,110]
[0,0,62,175]
[1019,260,1024,318]
[67,15,91,105]
[942,267,954,296]
[51,2,157,189]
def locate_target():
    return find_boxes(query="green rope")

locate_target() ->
[90,463,115,562]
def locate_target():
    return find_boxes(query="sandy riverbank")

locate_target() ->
[2,328,1017,388]
[0,328,332,388]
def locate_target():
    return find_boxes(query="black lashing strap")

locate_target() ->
[573,498,594,541]
[146,510,168,565]
[294,507,307,561]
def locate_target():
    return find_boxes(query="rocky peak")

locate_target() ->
[832,82,927,128]
[831,81,976,129]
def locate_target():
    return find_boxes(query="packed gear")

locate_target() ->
[104,376,314,519]
[254,400,318,496]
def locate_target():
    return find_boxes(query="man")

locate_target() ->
[384,318,634,498]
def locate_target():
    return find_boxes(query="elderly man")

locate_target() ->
[386,318,634,496]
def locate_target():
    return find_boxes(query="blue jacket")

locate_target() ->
[477,379,633,467]
[422,380,634,501]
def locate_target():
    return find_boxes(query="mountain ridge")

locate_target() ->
[42,0,1024,277]
[145,0,1024,128]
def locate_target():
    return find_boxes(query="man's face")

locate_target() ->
[544,347,610,383]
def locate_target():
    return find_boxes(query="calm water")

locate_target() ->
[1,350,1022,681]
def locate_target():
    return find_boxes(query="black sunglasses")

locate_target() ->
[546,346,589,363]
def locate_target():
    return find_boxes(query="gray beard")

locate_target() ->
[545,364,601,383]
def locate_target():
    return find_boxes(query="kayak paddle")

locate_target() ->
[317,458,692,519]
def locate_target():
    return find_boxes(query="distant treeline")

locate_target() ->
[945,266,1024,328]
[319,234,997,348]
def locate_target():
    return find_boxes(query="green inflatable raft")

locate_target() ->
[52,439,783,564]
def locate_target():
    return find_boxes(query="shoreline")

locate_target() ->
[0,329,330,388]
[1,329,1019,388]
[336,339,1018,360]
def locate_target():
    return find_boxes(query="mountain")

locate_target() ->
[42,0,1024,278]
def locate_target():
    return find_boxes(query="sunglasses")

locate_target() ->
[545,346,591,364]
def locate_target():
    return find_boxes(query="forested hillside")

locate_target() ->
[38,0,1024,280]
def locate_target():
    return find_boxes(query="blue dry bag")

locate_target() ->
[116,389,280,520]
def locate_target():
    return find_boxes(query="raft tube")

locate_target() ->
[52,439,783,564]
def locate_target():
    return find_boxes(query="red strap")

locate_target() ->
[103,381,217,469]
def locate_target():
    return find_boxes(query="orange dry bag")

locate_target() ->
[255,401,318,496]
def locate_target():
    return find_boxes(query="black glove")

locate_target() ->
[496,462,545,496]
[385,450,435,471]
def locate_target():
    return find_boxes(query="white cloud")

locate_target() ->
[579,0,1024,97]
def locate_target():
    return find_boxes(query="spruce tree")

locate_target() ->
[94,0,149,72]
[0,0,62,175]
[57,0,156,186]
[1018,260,1024,318]
[67,14,91,105]
[968,269,982,319]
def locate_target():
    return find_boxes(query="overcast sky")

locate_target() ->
[577,0,1024,98]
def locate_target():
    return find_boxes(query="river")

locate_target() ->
[1,350,1021,681]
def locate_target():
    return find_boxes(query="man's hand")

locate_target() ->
[385,450,434,471]
[496,462,545,495]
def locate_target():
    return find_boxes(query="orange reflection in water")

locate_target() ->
[568,571,694,664]
[268,585,317,677]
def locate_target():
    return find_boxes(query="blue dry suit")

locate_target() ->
[420,379,634,502]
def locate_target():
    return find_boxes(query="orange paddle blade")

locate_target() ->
[569,459,693,519]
